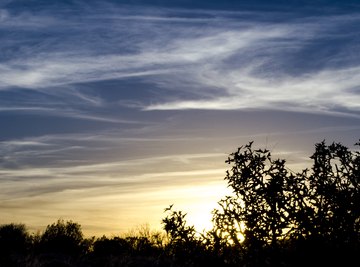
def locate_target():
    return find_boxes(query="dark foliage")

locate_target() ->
[0,140,359,267]
[211,140,360,267]
[37,219,85,256]
[0,223,30,266]
[162,206,223,267]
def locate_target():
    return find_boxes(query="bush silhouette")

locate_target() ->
[0,223,30,266]
[92,236,130,257]
[37,219,85,257]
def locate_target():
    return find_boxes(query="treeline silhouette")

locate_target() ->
[0,140,359,267]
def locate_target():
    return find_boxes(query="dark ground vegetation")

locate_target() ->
[0,140,359,267]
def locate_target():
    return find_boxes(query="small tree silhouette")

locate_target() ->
[38,219,85,257]
[162,205,215,266]
[0,223,30,266]
[162,206,196,245]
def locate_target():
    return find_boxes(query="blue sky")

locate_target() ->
[1,0,360,236]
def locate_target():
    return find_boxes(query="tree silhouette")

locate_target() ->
[212,140,360,266]
[162,206,196,245]
[38,219,85,257]
[0,223,30,266]
[307,141,360,243]
[162,206,221,267]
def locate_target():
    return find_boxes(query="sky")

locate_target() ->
[1,0,360,237]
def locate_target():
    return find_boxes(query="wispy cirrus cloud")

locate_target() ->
[1,4,359,118]
[140,14,360,115]
[145,66,360,115]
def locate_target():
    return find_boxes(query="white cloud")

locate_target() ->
[145,66,360,115]
[1,5,359,117]
[0,9,292,90]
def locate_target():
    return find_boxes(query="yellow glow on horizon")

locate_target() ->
[0,180,231,238]
[83,180,232,237]
[0,152,314,239]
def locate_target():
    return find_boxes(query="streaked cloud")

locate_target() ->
[1,4,359,118]
[145,66,360,115]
